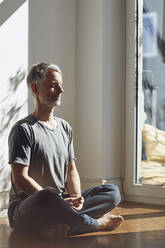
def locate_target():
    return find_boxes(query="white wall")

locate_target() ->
[29,0,76,131]
[0,0,125,210]
[103,0,124,179]
[76,0,103,180]
[0,0,28,210]
[76,0,124,190]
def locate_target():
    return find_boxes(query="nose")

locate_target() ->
[59,85,64,93]
[57,84,64,94]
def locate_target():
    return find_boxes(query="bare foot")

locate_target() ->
[97,213,124,231]
[41,224,70,239]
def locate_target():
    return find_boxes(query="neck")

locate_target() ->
[32,104,55,122]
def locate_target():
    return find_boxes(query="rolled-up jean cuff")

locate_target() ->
[69,214,98,235]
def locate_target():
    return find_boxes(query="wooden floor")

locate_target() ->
[1,201,165,248]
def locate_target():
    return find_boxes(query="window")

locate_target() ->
[137,0,165,187]
[124,0,165,204]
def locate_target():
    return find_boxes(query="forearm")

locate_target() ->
[66,162,81,196]
[11,163,43,196]
[13,175,43,196]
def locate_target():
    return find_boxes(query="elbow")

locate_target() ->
[12,174,28,189]
[12,175,22,188]
[68,161,76,173]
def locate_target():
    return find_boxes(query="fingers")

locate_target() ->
[73,197,84,209]
[72,202,83,211]
[64,195,84,211]
[65,195,84,204]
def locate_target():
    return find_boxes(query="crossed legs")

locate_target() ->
[8,184,123,237]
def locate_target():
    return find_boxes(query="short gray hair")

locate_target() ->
[27,62,62,88]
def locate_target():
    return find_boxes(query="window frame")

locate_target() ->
[124,0,165,204]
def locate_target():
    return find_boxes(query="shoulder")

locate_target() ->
[56,117,72,133]
[9,115,36,142]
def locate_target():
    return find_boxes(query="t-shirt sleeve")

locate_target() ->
[68,128,76,162]
[8,125,32,166]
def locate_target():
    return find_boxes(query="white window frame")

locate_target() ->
[124,0,165,205]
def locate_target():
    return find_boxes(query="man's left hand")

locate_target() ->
[64,195,84,211]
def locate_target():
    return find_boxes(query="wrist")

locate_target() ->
[70,193,81,197]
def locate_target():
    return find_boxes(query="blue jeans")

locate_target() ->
[8,184,121,235]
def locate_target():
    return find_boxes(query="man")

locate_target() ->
[8,62,123,238]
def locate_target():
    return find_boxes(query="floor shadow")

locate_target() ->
[7,228,165,248]
[8,230,100,248]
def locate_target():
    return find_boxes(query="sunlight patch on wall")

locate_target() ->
[0,1,28,209]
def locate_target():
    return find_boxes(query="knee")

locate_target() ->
[112,184,121,206]
[35,188,61,206]
[105,184,121,207]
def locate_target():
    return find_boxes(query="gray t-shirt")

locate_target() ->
[8,114,75,205]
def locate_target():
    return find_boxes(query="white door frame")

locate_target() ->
[124,0,165,205]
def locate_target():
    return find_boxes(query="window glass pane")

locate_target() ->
[138,0,165,186]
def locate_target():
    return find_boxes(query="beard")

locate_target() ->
[54,98,61,106]
[48,98,61,108]
[38,95,62,108]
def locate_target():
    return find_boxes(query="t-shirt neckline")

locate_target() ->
[30,114,58,131]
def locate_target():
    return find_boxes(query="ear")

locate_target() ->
[30,82,39,95]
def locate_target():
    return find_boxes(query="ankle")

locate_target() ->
[96,218,105,231]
